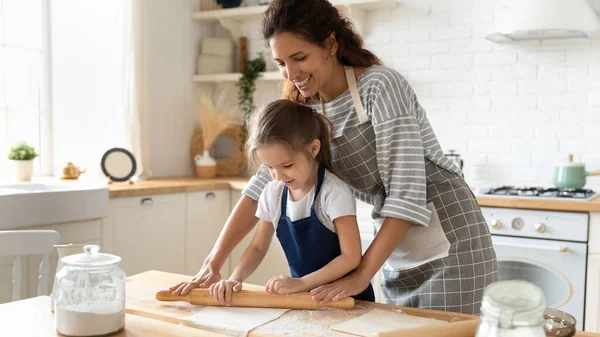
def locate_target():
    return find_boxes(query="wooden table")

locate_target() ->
[1,270,598,337]
[0,296,226,337]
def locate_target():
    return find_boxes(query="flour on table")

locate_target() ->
[330,309,447,337]
[181,306,290,337]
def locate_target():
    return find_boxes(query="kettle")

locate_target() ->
[445,150,464,170]
[61,162,86,179]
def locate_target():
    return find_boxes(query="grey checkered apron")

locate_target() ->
[326,67,498,315]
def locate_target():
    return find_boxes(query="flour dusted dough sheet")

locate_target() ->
[181,307,290,337]
[330,309,447,337]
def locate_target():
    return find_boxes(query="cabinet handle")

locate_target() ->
[140,197,153,206]
[205,192,216,200]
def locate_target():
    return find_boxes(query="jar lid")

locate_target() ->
[481,280,546,327]
[61,245,121,268]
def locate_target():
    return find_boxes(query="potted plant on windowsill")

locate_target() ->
[7,141,38,181]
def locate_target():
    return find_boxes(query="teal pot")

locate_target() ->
[553,155,600,189]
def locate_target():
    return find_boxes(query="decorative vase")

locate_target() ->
[13,159,34,181]
[195,150,217,179]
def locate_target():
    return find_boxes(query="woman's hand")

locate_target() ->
[208,279,243,306]
[265,275,307,294]
[169,264,221,295]
[310,270,370,304]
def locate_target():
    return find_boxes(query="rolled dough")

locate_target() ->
[181,306,290,337]
[330,309,447,336]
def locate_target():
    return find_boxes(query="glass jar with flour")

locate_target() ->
[54,245,126,336]
[476,280,547,337]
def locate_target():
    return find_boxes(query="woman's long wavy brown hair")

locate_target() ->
[261,0,382,103]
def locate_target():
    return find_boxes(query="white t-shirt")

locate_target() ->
[255,170,357,232]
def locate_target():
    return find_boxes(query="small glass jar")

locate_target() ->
[54,245,126,337]
[476,280,547,337]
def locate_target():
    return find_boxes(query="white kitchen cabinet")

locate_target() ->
[586,213,600,332]
[186,190,231,278]
[0,219,103,304]
[586,254,600,332]
[104,194,186,277]
[229,190,290,286]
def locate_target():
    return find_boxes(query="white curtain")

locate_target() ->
[121,0,148,178]
[51,0,147,179]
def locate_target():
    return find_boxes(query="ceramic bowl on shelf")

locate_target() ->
[218,0,242,8]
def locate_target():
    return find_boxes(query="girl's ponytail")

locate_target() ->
[314,113,334,173]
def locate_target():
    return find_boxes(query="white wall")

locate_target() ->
[358,0,600,190]
[145,0,600,191]
[143,0,206,177]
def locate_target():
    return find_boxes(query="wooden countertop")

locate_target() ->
[109,177,600,213]
[476,194,600,212]
[3,270,597,337]
[108,177,250,198]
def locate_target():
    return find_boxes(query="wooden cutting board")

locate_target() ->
[125,271,477,337]
[125,271,600,337]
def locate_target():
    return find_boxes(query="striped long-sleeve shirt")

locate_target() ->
[242,65,462,226]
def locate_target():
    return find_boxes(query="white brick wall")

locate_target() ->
[246,0,600,191]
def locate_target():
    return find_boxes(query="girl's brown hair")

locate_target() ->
[261,0,382,103]
[247,99,334,172]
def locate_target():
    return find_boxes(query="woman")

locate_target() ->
[172,0,498,314]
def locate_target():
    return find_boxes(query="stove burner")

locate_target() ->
[485,186,596,199]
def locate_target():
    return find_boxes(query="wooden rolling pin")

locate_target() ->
[372,318,480,337]
[156,289,354,310]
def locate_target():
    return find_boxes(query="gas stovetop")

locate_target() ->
[482,186,597,201]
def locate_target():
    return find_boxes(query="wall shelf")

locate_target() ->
[193,71,283,83]
[192,0,398,42]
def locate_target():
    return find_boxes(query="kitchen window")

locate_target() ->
[1,0,141,179]
[0,0,52,176]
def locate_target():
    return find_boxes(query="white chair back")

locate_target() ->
[0,230,60,301]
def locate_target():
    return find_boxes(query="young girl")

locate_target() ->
[208,99,375,305]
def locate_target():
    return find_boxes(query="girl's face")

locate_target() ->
[270,32,337,98]
[256,140,321,191]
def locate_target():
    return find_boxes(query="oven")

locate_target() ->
[481,207,588,330]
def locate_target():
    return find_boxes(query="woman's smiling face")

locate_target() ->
[270,32,337,98]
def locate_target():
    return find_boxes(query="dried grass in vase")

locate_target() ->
[197,92,241,150]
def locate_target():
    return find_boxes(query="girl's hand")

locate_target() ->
[169,265,221,295]
[310,270,370,304]
[265,275,307,294]
[208,279,243,306]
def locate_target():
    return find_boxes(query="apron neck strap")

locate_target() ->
[280,165,326,214]
[344,66,369,123]
[319,66,369,124]
[313,165,326,201]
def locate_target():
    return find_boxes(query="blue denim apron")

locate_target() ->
[276,166,375,302]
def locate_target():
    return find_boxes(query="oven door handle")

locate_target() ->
[494,243,569,253]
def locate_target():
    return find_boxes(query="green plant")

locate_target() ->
[236,53,266,142]
[7,141,38,160]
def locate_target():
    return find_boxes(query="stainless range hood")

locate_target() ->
[486,0,600,42]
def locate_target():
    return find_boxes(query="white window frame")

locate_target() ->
[0,0,53,177]
[40,0,53,176]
